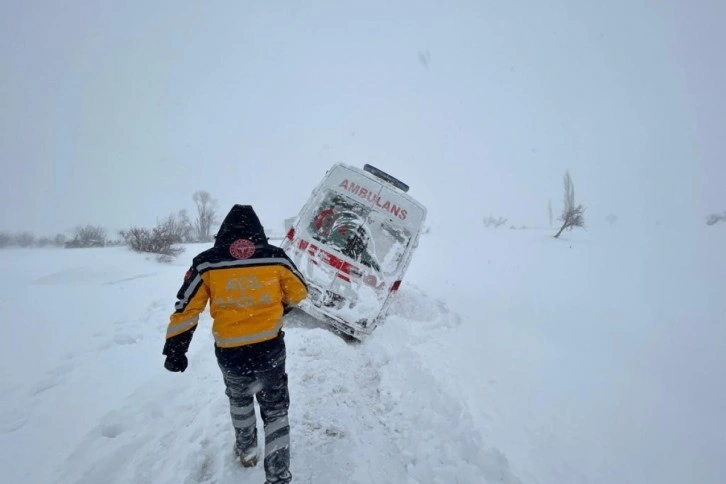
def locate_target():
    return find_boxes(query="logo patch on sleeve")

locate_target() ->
[184,269,193,281]
[230,239,255,259]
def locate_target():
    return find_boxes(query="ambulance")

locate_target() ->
[280,164,427,340]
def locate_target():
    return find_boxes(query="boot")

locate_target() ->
[234,443,258,468]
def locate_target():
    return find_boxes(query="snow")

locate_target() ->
[1,224,724,484]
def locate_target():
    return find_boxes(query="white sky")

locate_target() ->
[1,0,724,236]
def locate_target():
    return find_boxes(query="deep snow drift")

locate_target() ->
[0,223,724,484]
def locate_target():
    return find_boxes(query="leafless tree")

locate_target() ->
[192,190,219,242]
[15,232,36,248]
[554,171,586,238]
[176,209,195,242]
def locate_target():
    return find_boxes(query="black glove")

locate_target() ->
[164,354,188,373]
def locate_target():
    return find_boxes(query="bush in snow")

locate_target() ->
[0,231,11,248]
[483,216,508,228]
[53,233,67,247]
[554,171,586,238]
[706,212,726,226]
[15,232,36,248]
[66,225,107,248]
[605,214,618,225]
[36,236,53,248]
[159,211,195,244]
[120,218,185,259]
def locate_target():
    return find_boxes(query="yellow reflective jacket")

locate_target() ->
[164,206,307,354]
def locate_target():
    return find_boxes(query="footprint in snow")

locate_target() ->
[104,273,157,285]
[0,408,28,434]
[100,422,127,438]
[28,362,75,396]
[113,333,141,346]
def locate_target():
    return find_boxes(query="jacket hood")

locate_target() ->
[214,205,267,247]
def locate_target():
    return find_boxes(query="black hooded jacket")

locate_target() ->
[214,204,268,248]
[163,205,308,355]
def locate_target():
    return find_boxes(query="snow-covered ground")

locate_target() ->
[1,224,724,484]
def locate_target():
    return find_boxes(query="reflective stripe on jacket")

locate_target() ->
[166,245,308,349]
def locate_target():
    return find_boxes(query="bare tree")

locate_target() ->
[192,190,219,242]
[67,225,106,248]
[176,209,195,242]
[548,200,553,228]
[554,171,586,238]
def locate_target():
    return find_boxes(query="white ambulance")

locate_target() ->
[281,164,427,340]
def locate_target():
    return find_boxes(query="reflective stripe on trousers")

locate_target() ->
[216,334,291,484]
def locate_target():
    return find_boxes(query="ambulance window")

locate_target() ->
[308,191,375,265]
[365,211,411,276]
[307,190,411,275]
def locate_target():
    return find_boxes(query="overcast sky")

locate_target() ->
[1,0,724,236]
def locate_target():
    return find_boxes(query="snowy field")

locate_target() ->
[1,223,724,484]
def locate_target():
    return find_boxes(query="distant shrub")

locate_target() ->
[483,216,507,228]
[605,214,618,225]
[53,234,67,247]
[0,232,11,248]
[120,218,185,259]
[159,211,195,244]
[36,236,53,248]
[66,225,106,248]
[15,232,35,248]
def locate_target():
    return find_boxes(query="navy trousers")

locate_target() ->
[216,331,291,484]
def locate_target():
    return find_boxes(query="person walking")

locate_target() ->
[163,204,308,484]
